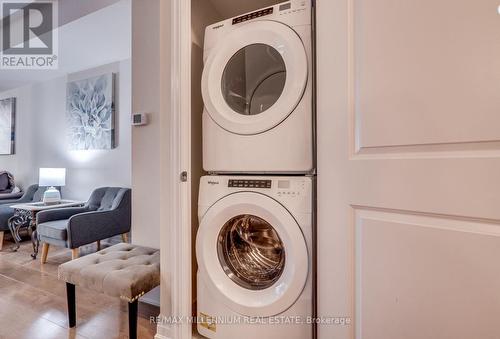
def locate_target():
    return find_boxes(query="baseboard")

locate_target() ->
[155,321,172,339]
[155,334,171,339]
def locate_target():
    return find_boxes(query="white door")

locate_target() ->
[316,0,500,338]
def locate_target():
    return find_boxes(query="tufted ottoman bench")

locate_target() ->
[58,243,160,339]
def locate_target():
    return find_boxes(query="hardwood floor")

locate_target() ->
[0,235,158,339]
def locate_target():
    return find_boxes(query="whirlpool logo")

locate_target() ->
[207,180,220,185]
[1,0,58,69]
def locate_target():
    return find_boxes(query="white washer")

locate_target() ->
[196,175,313,339]
[202,1,313,174]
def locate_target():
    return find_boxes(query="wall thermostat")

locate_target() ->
[132,113,148,126]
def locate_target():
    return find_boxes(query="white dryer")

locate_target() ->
[196,175,313,339]
[202,1,313,174]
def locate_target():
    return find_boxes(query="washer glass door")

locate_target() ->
[218,214,286,290]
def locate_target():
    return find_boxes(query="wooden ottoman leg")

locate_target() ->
[128,299,138,339]
[41,243,49,264]
[66,283,76,328]
[71,248,79,260]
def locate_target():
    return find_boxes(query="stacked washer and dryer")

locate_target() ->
[196,1,314,339]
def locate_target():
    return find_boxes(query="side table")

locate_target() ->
[8,200,85,258]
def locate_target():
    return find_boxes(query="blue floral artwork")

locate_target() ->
[0,98,15,155]
[67,73,115,150]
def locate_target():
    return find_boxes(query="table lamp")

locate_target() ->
[39,168,66,204]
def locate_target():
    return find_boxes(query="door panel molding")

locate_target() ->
[354,139,500,160]
[349,0,500,157]
[354,207,500,339]
[354,207,500,239]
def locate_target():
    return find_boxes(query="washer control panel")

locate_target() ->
[228,179,272,189]
[226,178,305,198]
[276,179,304,198]
[278,1,307,16]
[200,176,312,214]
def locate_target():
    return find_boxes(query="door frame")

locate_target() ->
[158,0,192,338]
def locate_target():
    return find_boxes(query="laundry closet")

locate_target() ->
[165,1,500,338]
[190,1,315,338]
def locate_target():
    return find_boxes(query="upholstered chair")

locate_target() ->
[0,184,46,250]
[36,187,131,263]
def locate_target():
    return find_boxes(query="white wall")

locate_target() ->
[131,0,171,317]
[0,60,131,200]
[0,0,132,93]
[59,0,122,26]
[0,0,132,200]
[131,0,162,249]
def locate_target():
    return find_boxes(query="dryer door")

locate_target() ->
[196,192,309,317]
[202,20,308,135]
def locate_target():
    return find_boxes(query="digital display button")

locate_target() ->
[228,179,272,188]
[279,3,291,11]
[232,7,273,25]
[278,180,290,189]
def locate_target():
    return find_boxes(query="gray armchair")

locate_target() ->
[36,187,131,263]
[0,184,46,250]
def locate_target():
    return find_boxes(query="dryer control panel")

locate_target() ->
[204,0,311,54]
[232,7,274,25]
